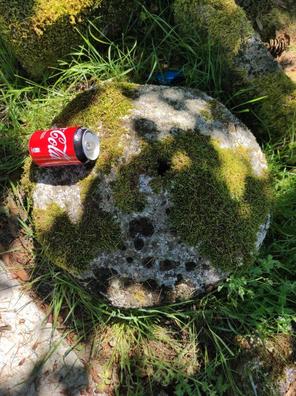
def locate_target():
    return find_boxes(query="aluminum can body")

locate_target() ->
[28,127,100,167]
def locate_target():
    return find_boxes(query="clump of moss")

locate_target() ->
[0,0,136,78]
[29,82,134,273]
[248,71,296,144]
[174,0,253,62]
[169,134,270,270]
[34,196,121,275]
[236,333,295,396]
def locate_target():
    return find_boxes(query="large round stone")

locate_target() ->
[26,83,270,308]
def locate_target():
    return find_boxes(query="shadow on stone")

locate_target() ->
[0,357,89,396]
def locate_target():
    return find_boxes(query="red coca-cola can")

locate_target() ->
[28,126,100,167]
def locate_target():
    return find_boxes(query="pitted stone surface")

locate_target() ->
[30,85,269,308]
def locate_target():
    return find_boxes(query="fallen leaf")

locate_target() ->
[0,325,12,332]
[91,367,101,383]
[47,314,53,324]
[32,341,39,351]
[18,357,26,366]
[14,269,29,282]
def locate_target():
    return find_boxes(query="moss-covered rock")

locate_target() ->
[175,0,253,60]
[238,0,296,84]
[173,0,296,148]
[25,82,270,307]
[174,0,278,79]
[0,0,135,78]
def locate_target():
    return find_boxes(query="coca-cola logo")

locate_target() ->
[47,129,70,160]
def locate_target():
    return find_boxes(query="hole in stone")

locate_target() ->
[201,262,210,271]
[134,237,144,250]
[143,278,158,289]
[120,244,127,251]
[185,261,196,271]
[93,268,118,287]
[169,127,183,136]
[176,274,183,282]
[165,207,171,215]
[133,117,158,138]
[159,259,179,271]
[126,257,133,263]
[143,257,155,268]
[157,158,170,176]
[129,217,154,237]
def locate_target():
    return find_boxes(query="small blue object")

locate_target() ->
[155,69,184,86]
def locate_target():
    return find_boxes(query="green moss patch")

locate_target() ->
[248,72,296,144]
[34,193,121,275]
[0,0,135,78]
[112,127,271,271]
[28,82,133,273]
[174,0,253,62]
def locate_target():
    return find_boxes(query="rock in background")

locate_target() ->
[25,83,271,308]
[173,0,296,146]
[0,0,136,79]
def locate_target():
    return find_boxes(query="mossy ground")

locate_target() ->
[0,0,134,78]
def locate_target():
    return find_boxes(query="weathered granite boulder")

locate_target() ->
[0,0,136,79]
[25,83,271,308]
